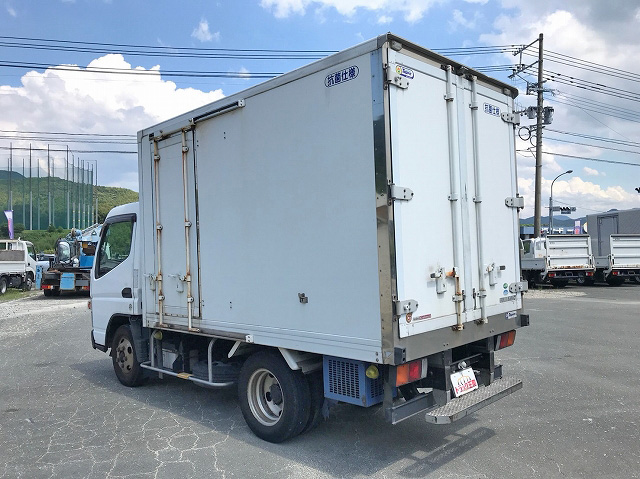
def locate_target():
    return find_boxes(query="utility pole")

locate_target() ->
[29,147,32,231]
[533,33,544,238]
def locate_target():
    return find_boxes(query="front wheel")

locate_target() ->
[22,273,33,291]
[238,350,311,443]
[0,277,7,295]
[111,325,144,387]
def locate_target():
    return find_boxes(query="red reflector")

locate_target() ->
[496,330,516,350]
[612,271,619,276]
[82,286,90,291]
[586,271,594,277]
[548,273,556,277]
[409,361,421,382]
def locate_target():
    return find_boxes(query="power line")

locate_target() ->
[0,129,134,137]
[516,149,640,167]
[544,136,640,155]
[0,146,136,154]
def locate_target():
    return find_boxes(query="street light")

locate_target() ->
[549,169,573,233]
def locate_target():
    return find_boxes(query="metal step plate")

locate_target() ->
[425,377,522,424]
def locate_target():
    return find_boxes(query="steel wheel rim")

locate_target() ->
[247,368,283,426]
[115,336,134,374]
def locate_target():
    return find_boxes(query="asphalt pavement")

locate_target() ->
[0,285,639,478]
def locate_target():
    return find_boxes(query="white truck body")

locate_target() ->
[0,239,37,293]
[593,234,640,284]
[521,234,595,285]
[91,34,528,442]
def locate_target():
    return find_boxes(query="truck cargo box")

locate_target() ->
[133,34,524,365]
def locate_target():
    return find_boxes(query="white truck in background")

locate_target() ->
[592,234,640,285]
[586,209,640,285]
[521,234,595,287]
[0,239,37,294]
[90,34,529,443]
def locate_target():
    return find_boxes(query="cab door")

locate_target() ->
[91,213,136,348]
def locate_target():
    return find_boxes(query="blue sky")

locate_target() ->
[1,0,640,219]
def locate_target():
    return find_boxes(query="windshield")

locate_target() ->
[57,241,71,263]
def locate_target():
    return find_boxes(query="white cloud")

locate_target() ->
[0,54,225,191]
[191,18,220,42]
[6,4,16,16]
[260,0,444,22]
[377,14,393,24]
[237,67,251,80]
[583,166,600,176]
[450,9,478,29]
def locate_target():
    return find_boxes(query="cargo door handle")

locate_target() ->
[121,287,132,298]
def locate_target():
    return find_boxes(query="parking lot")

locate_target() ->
[1,285,639,479]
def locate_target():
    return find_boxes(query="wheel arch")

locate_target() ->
[105,314,146,358]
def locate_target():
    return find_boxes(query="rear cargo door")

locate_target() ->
[387,50,521,338]
[150,130,200,321]
[546,235,592,270]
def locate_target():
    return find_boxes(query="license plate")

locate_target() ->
[450,368,479,397]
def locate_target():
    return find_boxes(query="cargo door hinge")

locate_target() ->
[509,281,528,293]
[394,299,418,316]
[389,185,414,201]
[385,64,410,89]
[505,196,525,209]
[501,112,520,125]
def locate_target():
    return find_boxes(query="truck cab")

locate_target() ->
[0,239,37,293]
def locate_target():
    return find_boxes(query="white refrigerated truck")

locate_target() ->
[90,34,529,443]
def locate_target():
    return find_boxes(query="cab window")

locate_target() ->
[96,219,133,278]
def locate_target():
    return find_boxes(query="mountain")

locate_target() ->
[520,215,587,227]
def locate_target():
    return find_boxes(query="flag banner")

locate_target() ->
[3,210,14,239]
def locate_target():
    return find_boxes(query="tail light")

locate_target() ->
[586,271,594,277]
[548,272,556,278]
[495,330,516,351]
[612,271,619,276]
[395,358,428,387]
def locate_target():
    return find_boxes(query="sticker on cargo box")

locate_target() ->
[325,66,359,87]
[414,314,432,321]
[505,311,517,320]
[395,64,414,79]
[483,102,501,117]
[500,294,517,303]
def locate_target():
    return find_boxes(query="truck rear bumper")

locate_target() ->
[425,376,522,424]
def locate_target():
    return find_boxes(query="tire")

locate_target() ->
[606,276,624,286]
[0,277,7,295]
[111,325,145,387]
[43,288,53,297]
[302,371,325,434]
[576,275,586,286]
[51,288,61,297]
[551,279,568,288]
[21,273,33,292]
[238,350,311,443]
[634,276,640,284]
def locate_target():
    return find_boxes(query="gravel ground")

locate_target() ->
[1,286,639,478]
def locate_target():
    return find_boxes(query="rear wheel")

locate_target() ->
[112,325,144,387]
[551,279,568,288]
[302,371,325,434]
[238,350,311,443]
[51,287,61,297]
[606,276,624,286]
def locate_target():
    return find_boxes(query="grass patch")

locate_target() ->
[0,289,40,302]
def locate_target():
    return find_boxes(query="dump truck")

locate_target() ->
[41,224,101,296]
[0,239,37,294]
[90,33,529,443]
[521,234,595,287]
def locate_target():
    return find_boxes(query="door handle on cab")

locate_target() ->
[121,287,132,298]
